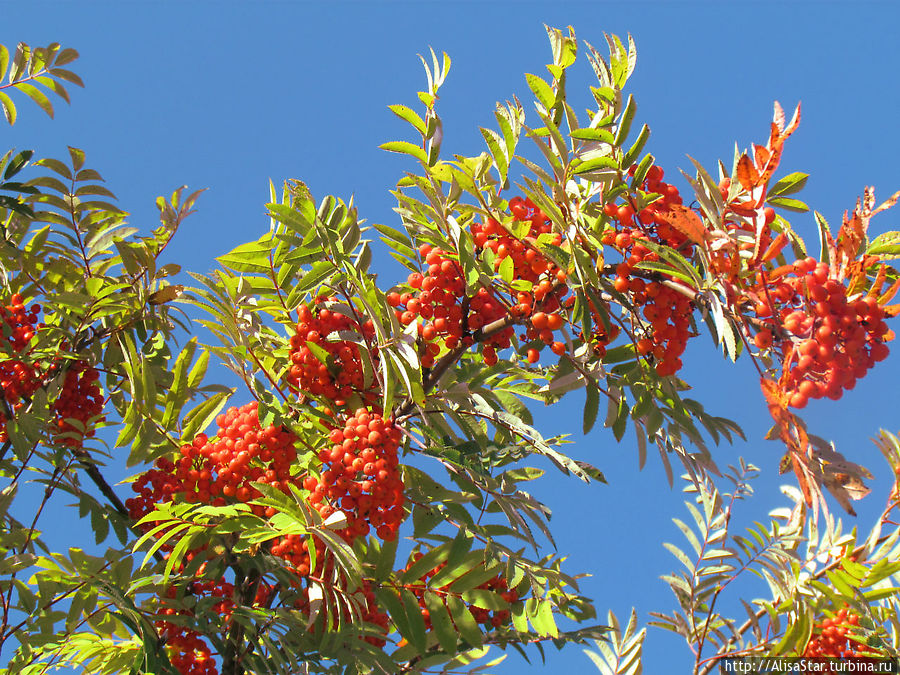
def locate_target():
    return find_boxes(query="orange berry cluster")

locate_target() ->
[403,554,519,630]
[269,532,326,579]
[287,296,378,406]
[51,361,103,447]
[0,295,43,438]
[309,406,404,542]
[157,622,217,675]
[750,258,892,408]
[390,247,478,351]
[601,168,697,376]
[388,244,513,367]
[155,578,273,675]
[127,402,299,521]
[0,295,105,446]
[387,197,572,368]
[803,607,867,658]
[474,197,571,362]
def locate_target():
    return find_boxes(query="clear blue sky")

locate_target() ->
[4,2,900,673]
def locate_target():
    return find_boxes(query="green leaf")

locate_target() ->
[573,156,618,175]
[446,595,483,647]
[424,592,458,654]
[621,123,649,170]
[0,45,8,82]
[0,91,15,124]
[525,73,556,111]
[867,231,900,258]
[498,255,514,284]
[3,149,32,179]
[180,391,230,440]
[47,67,83,87]
[461,589,507,611]
[769,171,808,197]
[13,82,53,118]
[401,589,428,653]
[388,104,427,135]
[614,94,637,146]
[401,543,453,585]
[379,140,427,163]
[216,236,273,273]
[570,127,616,143]
[767,196,809,212]
[529,598,559,637]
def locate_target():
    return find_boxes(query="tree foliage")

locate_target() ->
[0,28,898,675]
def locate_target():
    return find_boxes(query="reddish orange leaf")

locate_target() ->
[729,199,759,217]
[759,231,788,263]
[655,204,706,245]
[754,144,771,169]
[736,154,759,190]
[758,124,784,187]
[879,276,900,305]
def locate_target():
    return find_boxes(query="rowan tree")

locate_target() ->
[1,28,899,675]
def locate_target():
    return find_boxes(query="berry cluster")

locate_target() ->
[0,295,42,438]
[127,402,300,521]
[389,246,480,358]
[0,295,105,445]
[51,361,103,447]
[157,622,217,675]
[403,554,519,631]
[287,296,378,406]
[601,167,697,375]
[155,578,273,675]
[803,607,869,658]
[308,406,404,542]
[749,258,892,408]
[475,197,571,362]
[387,197,572,367]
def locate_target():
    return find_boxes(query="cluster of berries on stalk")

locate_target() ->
[387,196,573,368]
[0,295,43,436]
[286,296,379,407]
[802,606,875,659]
[155,576,273,675]
[599,166,697,375]
[130,402,406,670]
[127,401,300,521]
[308,406,404,541]
[747,258,892,408]
[0,294,104,445]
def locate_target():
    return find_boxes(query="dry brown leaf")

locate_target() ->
[871,189,900,217]
[149,285,184,305]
